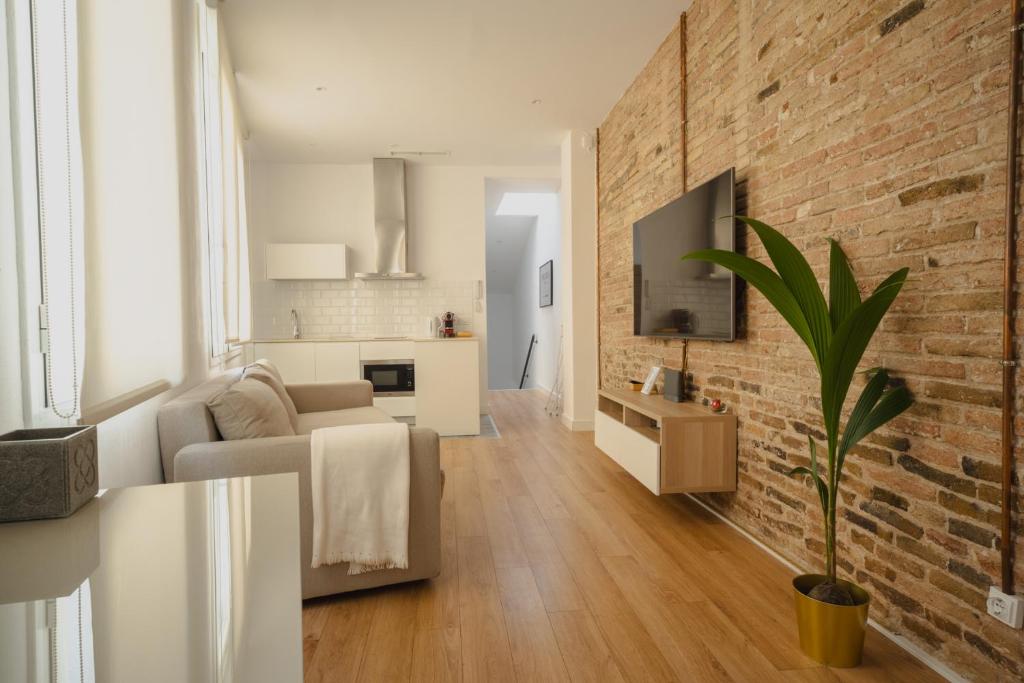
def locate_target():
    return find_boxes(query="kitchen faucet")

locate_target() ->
[291,309,301,339]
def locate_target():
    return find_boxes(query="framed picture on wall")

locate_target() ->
[539,260,553,308]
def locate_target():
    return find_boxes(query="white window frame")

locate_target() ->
[195,0,250,365]
[195,1,231,362]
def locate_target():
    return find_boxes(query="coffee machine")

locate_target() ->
[440,311,456,338]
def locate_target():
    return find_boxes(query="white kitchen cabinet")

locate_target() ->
[266,243,348,280]
[415,341,480,436]
[373,396,416,418]
[253,343,316,383]
[314,343,360,382]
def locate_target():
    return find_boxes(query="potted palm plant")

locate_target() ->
[682,216,913,667]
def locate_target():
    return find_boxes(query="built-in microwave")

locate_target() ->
[360,360,415,396]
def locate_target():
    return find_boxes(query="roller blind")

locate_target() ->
[77,0,186,412]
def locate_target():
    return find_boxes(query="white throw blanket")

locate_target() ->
[310,422,410,575]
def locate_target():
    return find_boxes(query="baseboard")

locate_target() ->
[560,414,594,432]
[683,494,967,683]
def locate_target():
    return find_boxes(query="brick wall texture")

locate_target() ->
[597,0,1024,678]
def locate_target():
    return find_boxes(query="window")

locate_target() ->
[196,2,251,359]
[6,0,85,423]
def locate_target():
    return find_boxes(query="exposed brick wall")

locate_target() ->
[597,0,1023,678]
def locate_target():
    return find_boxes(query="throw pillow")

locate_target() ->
[243,364,300,431]
[207,377,296,440]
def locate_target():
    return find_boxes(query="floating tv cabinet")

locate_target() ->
[594,387,737,495]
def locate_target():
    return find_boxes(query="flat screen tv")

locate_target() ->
[632,167,736,341]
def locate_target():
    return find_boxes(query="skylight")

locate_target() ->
[495,192,557,217]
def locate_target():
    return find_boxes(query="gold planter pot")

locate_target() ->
[792,574,870,667]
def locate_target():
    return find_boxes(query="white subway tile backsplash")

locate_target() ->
[252,279,480,339]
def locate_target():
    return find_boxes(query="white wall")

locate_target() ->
[559,131,598,430]
[486,291,525,389]
[248,162,559,410]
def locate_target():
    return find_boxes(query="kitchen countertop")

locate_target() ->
[250,336,478,343]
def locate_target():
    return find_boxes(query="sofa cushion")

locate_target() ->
[295,406,395,434]
[207,377,296,440]
[244,363,299,431]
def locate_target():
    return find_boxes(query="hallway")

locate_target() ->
[301,390,941,682]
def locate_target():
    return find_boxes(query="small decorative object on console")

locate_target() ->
[0,425,99,522]
[628,380,644,392]
[662,369,685,403]
[640,366,661,395]
[701,396,727,413]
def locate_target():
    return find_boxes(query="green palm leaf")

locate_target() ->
[837,385,913,478]
[788,465,829,517]
[820,269,908,452]
[838,368,889,453]
[828,239,860,331]
[680,217,912,585]
[736,217,832,369]
[835,369,890,479]
[797,435,829,517]
[681,248,816,357]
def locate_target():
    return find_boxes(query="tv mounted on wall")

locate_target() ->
[632,167,736,341]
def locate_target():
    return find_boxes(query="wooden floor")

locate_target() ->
[302,390,942,682]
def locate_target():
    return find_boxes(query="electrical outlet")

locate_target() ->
[986,587,1024,629]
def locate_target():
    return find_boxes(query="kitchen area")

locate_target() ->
[244,157,499,436]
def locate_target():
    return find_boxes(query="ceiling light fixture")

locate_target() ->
[315,86,327,92]
[531,98,542,105]
[388,150,451,157]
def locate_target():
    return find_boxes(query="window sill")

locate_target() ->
[209,341,249,369]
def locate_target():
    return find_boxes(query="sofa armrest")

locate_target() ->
[408,426,442,500]
[173,435,313,482]
[285,380,373,414]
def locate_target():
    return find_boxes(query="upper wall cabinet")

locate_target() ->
[266,243,348,280]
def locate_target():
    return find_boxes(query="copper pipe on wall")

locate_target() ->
[1003,0,1021,595]
[680,11,688,195]
[677,13,689,389]
[596,129,603,390]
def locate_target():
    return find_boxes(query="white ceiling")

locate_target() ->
[485,178,558,291]
[221,0,690,165]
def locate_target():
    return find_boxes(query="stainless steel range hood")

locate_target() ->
[354,158,423,280]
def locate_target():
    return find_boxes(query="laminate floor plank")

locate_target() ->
[356,584,419,682]
[495,566,572,682]
[410,627,462,683]
[547,609,626,683]
[457,535,517,683]
[304,591,378,683]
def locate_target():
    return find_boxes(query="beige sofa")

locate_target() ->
[156,366,442,599]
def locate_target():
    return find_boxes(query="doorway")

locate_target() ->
[484,178,561,391]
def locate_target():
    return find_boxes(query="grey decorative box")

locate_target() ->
[0,425,98,522]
